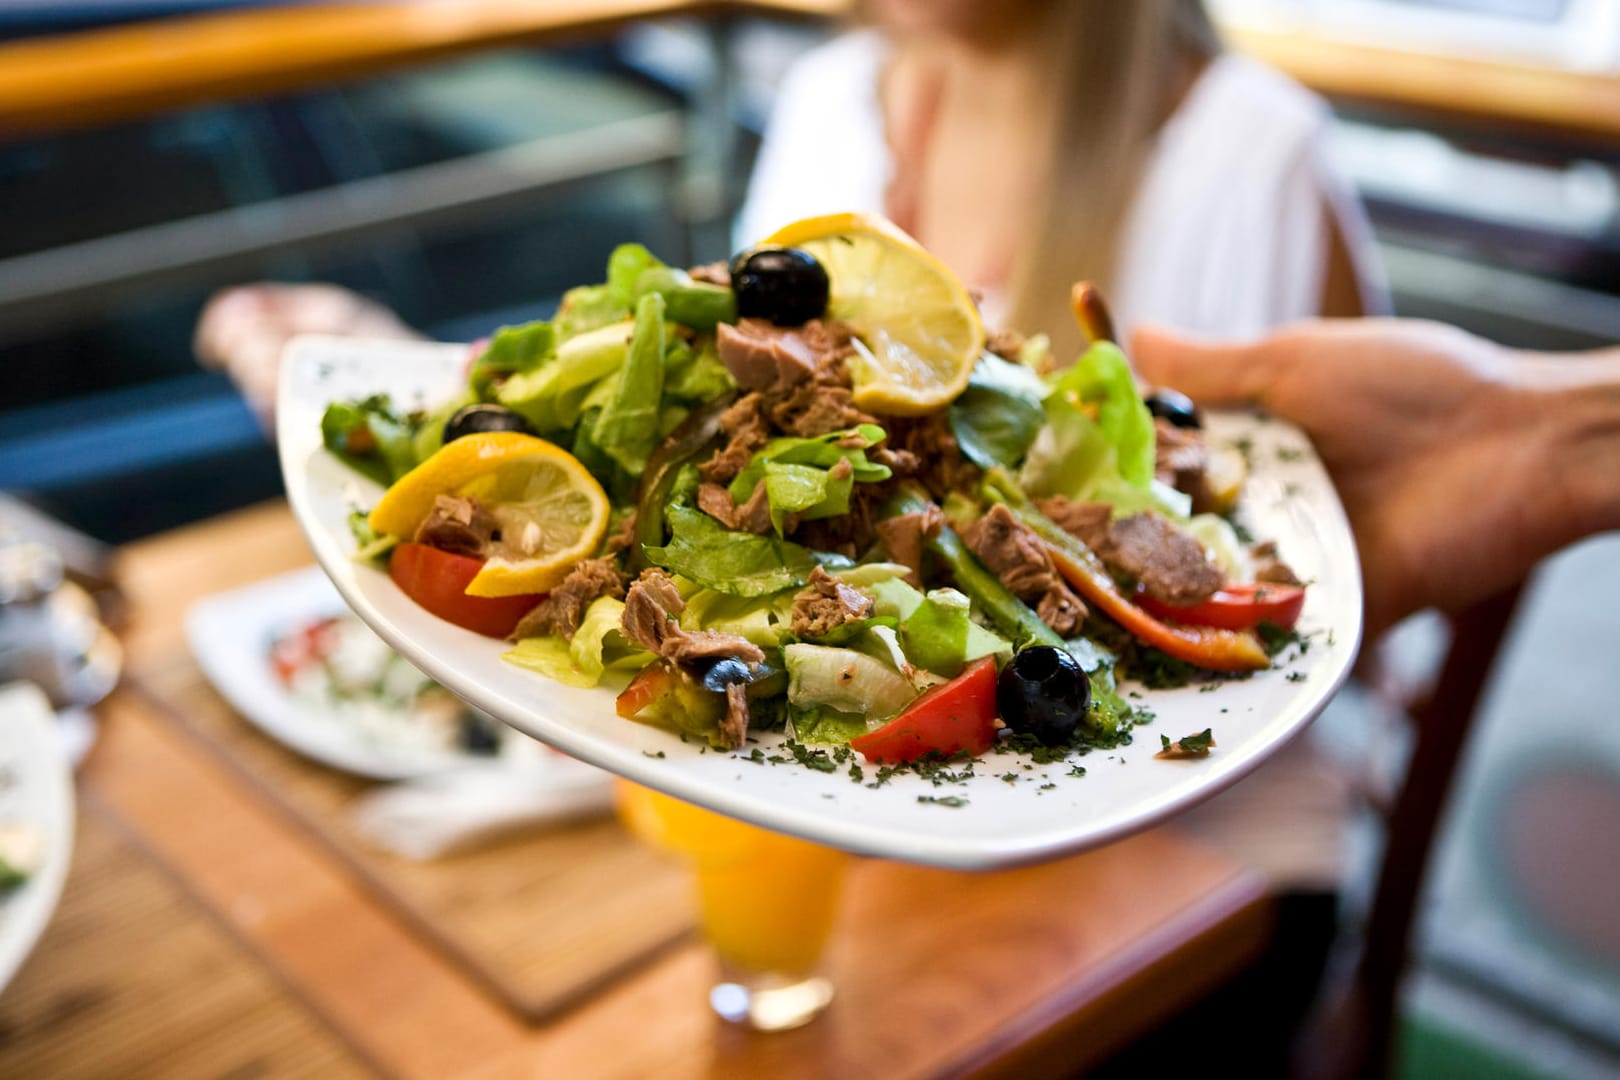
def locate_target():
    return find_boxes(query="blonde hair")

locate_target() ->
[1004,0,1221,357]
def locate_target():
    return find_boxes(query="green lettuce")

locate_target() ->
[607,243,663,308]
[644,505,817,597]
[680,587,798,648]
[554,284,625,342]
[866,579,1010,676]
[783,643,917,720]
[320,395,418,486]
[949,352,1047,470]
[663,338,735,405]
[789,705,874,747]
[592,293,666,475]
[470,322,554,399]
[497,319,632,433]
[632,265,737,332]
[899,588,1011,678]
[502,596,652,688]
[1020,342,1174,513]
[728,425,892,535]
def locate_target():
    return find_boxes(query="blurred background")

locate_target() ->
[0,1,1617,1075]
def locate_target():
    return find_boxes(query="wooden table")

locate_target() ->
[0,501,1273,1078]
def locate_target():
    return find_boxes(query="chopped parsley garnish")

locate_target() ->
[917,795,969,808]
[1156,729,1216,759]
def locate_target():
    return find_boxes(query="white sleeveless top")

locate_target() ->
[737,32,1388,340]
[739,33,1384,888]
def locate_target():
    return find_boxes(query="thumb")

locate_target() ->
[1130,325,1280,407]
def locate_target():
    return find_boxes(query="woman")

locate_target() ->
[738,0,1385,359]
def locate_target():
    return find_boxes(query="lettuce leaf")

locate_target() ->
[663,339,735,405]
[502,597,652,688]
[320,395,418,485]
[592,293,666,475]
[607,243,663,308]
[728,425,892,535]
[949,353,1047,470]
[554,284,625,342]
[644,505,817,597]
[632,265,737,332]
[680,587,798,648]
[898,588,1011,678]
[1019,342,1164,509]
[783,643,917,720]
[497,318,632,433]
[470,322,554,399]
[789,705,874,747]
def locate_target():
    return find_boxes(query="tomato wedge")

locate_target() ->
[1136,583,1305,633]
[850,657,999,764]
[617,662,678,719]
[388,542,543,637]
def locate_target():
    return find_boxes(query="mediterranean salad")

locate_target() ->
[318,213,1306,769]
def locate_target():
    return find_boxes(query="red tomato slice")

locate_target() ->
[388,542,542,638]
[1135,583,1306,632]
[850,657,1000,765]
[616,662,677,719]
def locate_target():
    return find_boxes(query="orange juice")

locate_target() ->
[616,782,847,975]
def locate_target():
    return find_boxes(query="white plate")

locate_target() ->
[0,682,76,993]
[187,565,514,781]
[278,335,1363,869]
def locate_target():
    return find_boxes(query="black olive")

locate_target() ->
[444,403,535,443]
[694,657,754,693]
[458,711,502,756]
[995,646,1090,747]
[1145,388,1202,430]
[728,246,829,327]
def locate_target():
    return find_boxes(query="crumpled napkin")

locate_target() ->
[351,754,616,860]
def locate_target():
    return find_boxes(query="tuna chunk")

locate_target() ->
[1034,497,1112,552]
[1251,540,1303,586]
[790,566,874,639]
[697,481,773,535]
[509,557,628,641]
[414,494,496,557]
[620,569,766,667]
[961,504,1086,637]
[875,505,944,587]
[716,318,821,390]
[698,393,771,485]
[1038,498,1225,606]
[1100,513,1223,605]
[721,683,751,750]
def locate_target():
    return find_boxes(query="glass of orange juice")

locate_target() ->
[616,781,849,1031]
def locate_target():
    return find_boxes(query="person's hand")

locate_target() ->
[195,283,419,428]
[1133,319,1620,637]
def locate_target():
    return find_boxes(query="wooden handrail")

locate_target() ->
[1227,26,1620,148]
[0,0,848,139]
[3,4,1618,146]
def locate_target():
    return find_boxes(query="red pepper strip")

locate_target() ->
[1041,539,1269,671]
[994,506,1269,671]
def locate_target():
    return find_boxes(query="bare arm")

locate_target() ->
[1133,320,1620,636]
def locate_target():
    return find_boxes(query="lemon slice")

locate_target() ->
[368,432,610,597]
[764,212,984,416]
